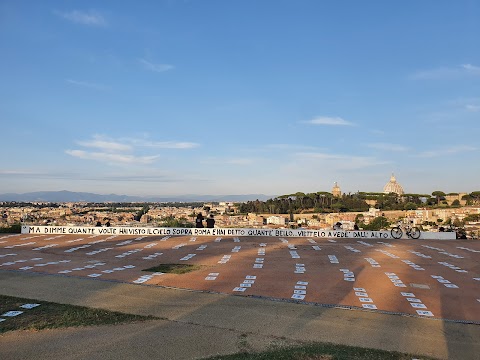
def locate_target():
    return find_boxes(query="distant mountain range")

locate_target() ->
[0,190,274,203]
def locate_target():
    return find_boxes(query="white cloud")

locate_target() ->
[461,63,480,75]
[410,63,480,80]
[366,143,409,152]
[77,139,132,152]
[131,140,199,149]
[305,116,354,126]
[66,79,109,90]
[0,170,37,175]
[465,104,480,112]
[138,58,174,73]
[55,10,107,27]
[65,150,159,164]
[265,144,319,151]
[417,145,477,158]
[78,135,199,151]
[66,135,199,166]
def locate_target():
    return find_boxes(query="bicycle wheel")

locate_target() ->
[391,227,403,239]
[409,227,421,239]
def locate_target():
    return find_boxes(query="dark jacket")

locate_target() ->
[195,215,204,228]
[206,218,215,228]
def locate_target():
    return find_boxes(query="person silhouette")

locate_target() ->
[206,214,215,228]
[195,213,204,228]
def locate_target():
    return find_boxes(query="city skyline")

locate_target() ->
[1,1,479,196]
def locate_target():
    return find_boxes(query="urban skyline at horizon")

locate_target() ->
[1,174,476,200]
[1,1,479,196]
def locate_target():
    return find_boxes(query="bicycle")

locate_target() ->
[391,221,421,239]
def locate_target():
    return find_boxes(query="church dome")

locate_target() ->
[383,174,404,195]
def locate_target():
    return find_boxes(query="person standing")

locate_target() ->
[206,214,215,228]
[195,213,204,228]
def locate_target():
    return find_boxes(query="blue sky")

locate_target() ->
[1,1,479,197]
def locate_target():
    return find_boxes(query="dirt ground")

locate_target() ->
[1,232,479,323]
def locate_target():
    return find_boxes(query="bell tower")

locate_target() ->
[332,182,342,197]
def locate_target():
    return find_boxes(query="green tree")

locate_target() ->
[461,194,473,205]
[160,215,194,228]
[355,214,364,223]
[432,191,446,205]
[362,216,389,231]
[404,202,418,210]
[470,191,480,205]
[464,214,480,222]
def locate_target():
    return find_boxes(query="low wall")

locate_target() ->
[21,225,457,240]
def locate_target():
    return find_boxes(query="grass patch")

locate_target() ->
[203,342,437,360]
[0,294,157,333]
[142,263,203,274]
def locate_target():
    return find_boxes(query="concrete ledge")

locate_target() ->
[21,225,458,240]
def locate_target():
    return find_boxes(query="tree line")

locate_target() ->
[238,191,480,214]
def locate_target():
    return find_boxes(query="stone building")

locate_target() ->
[332,182,342,197]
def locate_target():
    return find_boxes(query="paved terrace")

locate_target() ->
[1,227,477,322]
[0,227,479,359]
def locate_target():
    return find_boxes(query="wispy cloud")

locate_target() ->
[410,63,480,80]
[462,63,480,74]
[77,139,132,152]
[0,169,179,183]
[65,150,159,164]
[0,169,85,180]
[304,116,354,126]
[296,152,389,169]
[0,170,38,175]
[417,145,477,158]
[366,143,409,152]
[66,135,199,165]
[66,79,109,90]
[129,140,199,149]
[55,10,107,27]
[465,104,480,112]
[263,144,320,151]
[138,58,174,73]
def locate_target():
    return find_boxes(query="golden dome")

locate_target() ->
[383,174,404,195]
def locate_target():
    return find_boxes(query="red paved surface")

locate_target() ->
[1,233,479,323]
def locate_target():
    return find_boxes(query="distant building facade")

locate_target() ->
[266,216,286,226]
[444,193,467,206]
